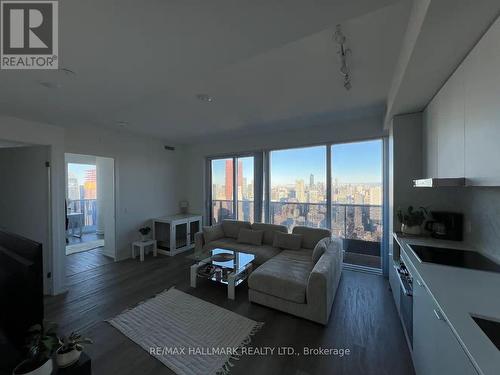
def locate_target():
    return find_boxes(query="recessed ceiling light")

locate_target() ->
[196,94,214,102]
[116,121,128,128]
[39,81,62,89]
[59,67,76,76]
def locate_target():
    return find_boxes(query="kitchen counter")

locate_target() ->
[394,233,500,375]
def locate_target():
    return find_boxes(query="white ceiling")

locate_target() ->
[0,0,410,143]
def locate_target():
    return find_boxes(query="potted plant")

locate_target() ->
[397,206,427,235]
[56,332,93,368]
[13,322,59,375]
[139,226,151,241]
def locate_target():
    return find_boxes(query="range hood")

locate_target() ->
[413,178,466,187]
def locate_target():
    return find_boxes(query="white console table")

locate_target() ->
[152,214,202,256]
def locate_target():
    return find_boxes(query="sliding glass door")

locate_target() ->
[331,139,383,269]
[210,155,257,224]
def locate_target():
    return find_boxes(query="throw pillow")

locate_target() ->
[203,224,224,243]
[272,232,303,250]
[237,228,264,246]
[312,237,329,264]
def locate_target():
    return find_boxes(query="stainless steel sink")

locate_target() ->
[472,315,500,350]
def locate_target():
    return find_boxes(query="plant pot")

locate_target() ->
[13,357,53,375]
[56,347,82,368]
[401,223,421,236]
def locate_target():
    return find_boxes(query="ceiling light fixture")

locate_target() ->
[333,24,352,90]
[116,121,128,128]
[196,94,214,102]
[39,81,62,89]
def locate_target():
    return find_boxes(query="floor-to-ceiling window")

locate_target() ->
[269,146,327,231]
[331,139,383,269]
[206,139,384,271]
[210,155,258,224]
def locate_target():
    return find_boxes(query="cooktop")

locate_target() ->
[409,245,500,273]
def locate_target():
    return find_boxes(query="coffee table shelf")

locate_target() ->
[190,248,255,300]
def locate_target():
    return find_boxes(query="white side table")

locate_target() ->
[131,240,157,262]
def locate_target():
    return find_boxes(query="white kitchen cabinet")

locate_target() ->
[152,214,202,256]
[412,275,478,375]
[423,97,439,178]
[423,64,465,179]
[422,16,500,185]
[463,17,500,186]
[436,65,465,178]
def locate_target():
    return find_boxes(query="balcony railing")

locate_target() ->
[67,199,98,233]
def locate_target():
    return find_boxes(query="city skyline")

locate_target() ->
[211,140,382,185]
[211,141,383,243]
[67,163,97,200]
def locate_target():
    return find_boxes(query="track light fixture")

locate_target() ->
[333,24,352,90]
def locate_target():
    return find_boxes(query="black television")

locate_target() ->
[0,230,44,373]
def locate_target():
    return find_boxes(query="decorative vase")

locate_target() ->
[13,358,53,375]
[140,234,147,242]
[401,223,421,236]
[56,347,82,368]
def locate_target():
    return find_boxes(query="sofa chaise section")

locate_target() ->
[248,237,343,325]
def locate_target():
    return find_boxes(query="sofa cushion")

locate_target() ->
[251,223,288,245]
[221,220,251,239]
[202,224,224,243]
[248,250,314,303]
[237,228,264,246]
[312,237,329,264]
[292,226,331,249]
[272,232,302,250]
[247,245,281,265]
[207,237,239,249]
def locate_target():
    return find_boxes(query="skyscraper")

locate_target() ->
[309,174,314,188]
[224,159,243,200]
[225,160,233,200]
[84,169,97,199]
[68,174,80,200]
[296,179,305,202]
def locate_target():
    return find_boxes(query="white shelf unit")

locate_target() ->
[152,214,202,256]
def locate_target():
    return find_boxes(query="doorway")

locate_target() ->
[65,153,116,275]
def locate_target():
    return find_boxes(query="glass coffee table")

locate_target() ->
[190,248,255,300]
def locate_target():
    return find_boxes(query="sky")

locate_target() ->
[211,140,382,186]
[67,163,96,185]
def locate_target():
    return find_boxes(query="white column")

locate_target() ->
[96,157,105,235]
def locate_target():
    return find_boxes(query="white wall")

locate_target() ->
[0,146,51,293]
[182,115,386,221]
[64,125,183,261]
[0,115,66,294]
[1,115,184,294]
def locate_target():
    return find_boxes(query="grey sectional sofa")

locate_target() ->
[194,220,343,325]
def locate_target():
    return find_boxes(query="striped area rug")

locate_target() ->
[108,288,263,375]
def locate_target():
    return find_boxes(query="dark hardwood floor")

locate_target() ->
[46,252,414,375]
[66,247,114,276]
